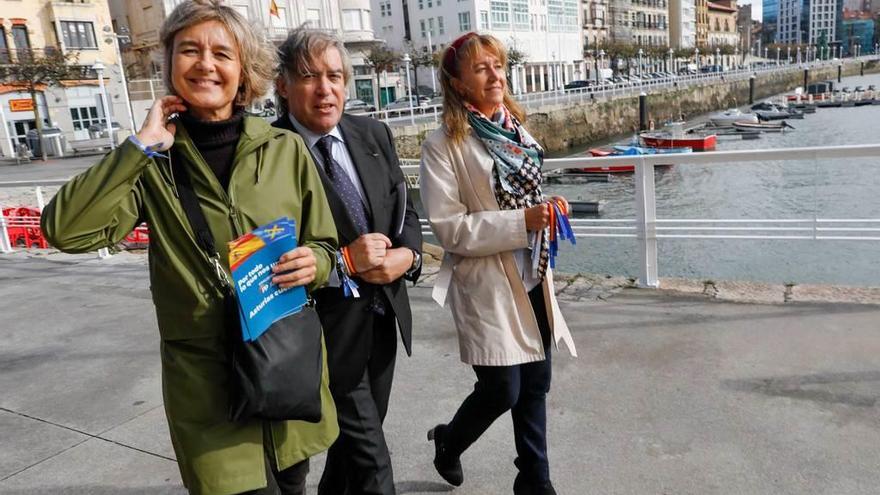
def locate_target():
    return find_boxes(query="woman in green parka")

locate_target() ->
[40,1,339,493]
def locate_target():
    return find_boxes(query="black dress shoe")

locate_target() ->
[428,424,463,486]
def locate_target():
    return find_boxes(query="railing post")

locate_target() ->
[0,203,12,253]
[35,186,45,211]
[635,159,659,288]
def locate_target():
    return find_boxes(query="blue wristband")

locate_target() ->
[128,135,169,159]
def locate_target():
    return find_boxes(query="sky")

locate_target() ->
[739,0,763,21]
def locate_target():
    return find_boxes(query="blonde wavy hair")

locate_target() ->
[439,33,526,144]
[160,0,277,107]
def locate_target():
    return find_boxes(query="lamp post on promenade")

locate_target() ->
[402,53,414,125]
[776,46,781,65]
[91,61,115,150]
[638,48,643,78]
[764,46,768,61]
[103,26,136,134]
[668,48,674,73]
[796,46,801,64]
[715,47,721,69]
[786,46,791,64]
[694,47,700,71]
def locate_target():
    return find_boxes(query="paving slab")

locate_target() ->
[1,252,879,495]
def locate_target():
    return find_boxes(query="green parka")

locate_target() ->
[41,116,340,495]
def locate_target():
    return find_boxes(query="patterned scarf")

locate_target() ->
[467,103,549,279]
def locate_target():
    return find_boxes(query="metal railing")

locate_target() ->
[3,143,880,288]
[413,143,880,288]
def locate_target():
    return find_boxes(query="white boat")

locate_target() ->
[709,108,759,126]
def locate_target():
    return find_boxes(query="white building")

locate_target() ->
[807,0,839,45]
[669,0,697,48]
[371,0,586,94]
[109,0,391,111]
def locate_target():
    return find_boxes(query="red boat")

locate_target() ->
[583,148,637,172]
[640,132,716,151]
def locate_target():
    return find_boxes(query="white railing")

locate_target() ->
[5,145,880,287]
[414,144,880,289]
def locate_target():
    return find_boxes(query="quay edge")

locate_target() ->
[391,59,880,158]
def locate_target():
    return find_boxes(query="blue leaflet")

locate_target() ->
[229,217,308,342]
[548,202,576,269]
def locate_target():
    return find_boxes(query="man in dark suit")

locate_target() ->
[273,29,422,495]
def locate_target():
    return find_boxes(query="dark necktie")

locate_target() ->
[314,135,370,234]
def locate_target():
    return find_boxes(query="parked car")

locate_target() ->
[563,80,592,91]
[384,95,430,117]
[344,98,376,113]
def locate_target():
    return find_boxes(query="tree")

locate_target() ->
[364,44,398,110]
[507,46,527,66]
[0,46,78,161]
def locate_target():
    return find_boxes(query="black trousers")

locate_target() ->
[318,312,398,495]
[444,286,553,484]
[237,424,310,495]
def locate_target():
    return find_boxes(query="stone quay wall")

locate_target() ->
[393,59,880,158]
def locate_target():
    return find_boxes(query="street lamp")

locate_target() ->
[694,47,700,70]
[638,48,644,78]
[401,53,414,125]
[786,46,791,64]
[796,46,801,64]
[764,46,768,60]
[103,25,136,134]
[715,47,720,69]
[598,49,605,85]
[91,61,115,150]
[668,48,674,73]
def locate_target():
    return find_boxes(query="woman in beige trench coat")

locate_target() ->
[419,33,578,495]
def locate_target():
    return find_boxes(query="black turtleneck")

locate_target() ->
[179,109,244,190]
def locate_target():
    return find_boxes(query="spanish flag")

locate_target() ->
[269,0,279,17]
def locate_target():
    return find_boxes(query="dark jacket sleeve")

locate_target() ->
[381,121,422,281]
[41,140,146,253]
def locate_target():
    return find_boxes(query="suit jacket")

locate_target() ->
[273,112,422,394]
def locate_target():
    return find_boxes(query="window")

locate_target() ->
[11,25,29,51]
[419,0,424,9]
[459,11,471,31]
[438,16,445,34]
[60,21,97,49]
[342,9,363,30]
[69,106,100,132]
[428,17,435,36]
[306,9,321,28]
[0,27,8,64]
[491,0,510,29]
[420,19,427,37]
[428,0,433,7]
[480,10,489,28]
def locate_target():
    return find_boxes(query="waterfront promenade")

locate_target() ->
[2,249,880,494]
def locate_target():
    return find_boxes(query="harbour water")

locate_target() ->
[543,72,880,287]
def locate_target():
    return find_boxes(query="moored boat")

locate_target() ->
[582,145,692,173]
[731,121,795,133]
[709,108,759,127]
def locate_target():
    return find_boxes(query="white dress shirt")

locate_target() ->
[287,112,368,204]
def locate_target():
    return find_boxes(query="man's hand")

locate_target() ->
[358,248,414,285]
[347,233,392,273]
[272,247,317,289]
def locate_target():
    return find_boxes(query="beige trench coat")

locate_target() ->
[420,125,577,366]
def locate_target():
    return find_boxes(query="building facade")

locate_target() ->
[0,0,129,157]
[841,10,875,53]
[109,0,385,110]
[737,4,752,52]
[669,0,697,48]
[762,0,778,45]
[707,0,739,47]
[372,0,585,94]
[776,0,809,43]
[583,0,611,51]
[609,0,669,46]
[696,0,710,46]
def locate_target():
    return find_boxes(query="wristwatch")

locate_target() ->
[406,249,422,277]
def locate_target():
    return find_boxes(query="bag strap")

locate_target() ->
[168,148,233,291]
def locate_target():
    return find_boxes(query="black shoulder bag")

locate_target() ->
[171,153,324,423]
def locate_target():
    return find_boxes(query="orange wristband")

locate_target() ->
[342,246,356,275]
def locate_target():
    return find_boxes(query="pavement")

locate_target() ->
[1,250,880,494]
